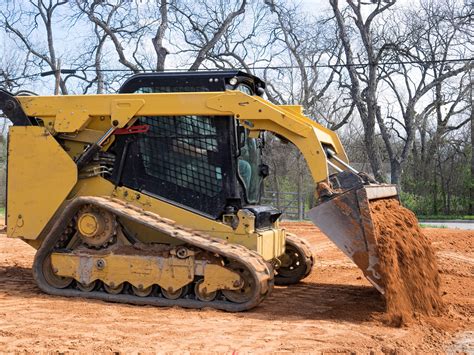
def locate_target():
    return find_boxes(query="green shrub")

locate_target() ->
[399,191,430,215]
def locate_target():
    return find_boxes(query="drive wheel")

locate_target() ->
[42,255,73,289]
[275,236,313,286]
[162,287,185,300]
[194,279,217,302]
[132,285,153,297]
[104,283,124,295]
[77,280,97,292]
[222,262,253,304]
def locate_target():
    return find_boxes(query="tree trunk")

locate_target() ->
[390,160,401,186]
[54,58,61,96]
[470,69,474,215]
[439,157,447,214]
[363,117,385,182]
[329,0,385,183]
[432,169,438,215]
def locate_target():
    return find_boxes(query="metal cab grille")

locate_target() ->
[139,115,223,197]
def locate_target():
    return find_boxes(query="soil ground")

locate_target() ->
[0,218,472,353]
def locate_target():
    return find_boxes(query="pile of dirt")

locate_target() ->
[1,223,472,352]
[369,198,444,326]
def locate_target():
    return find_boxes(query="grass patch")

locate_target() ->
[417,215,474,221]
[0,207,4,216]
[419,223,448,229]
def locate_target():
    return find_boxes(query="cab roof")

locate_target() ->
[119,70,266,94]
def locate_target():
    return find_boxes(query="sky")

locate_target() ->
[0,0,419,95]
[0,0,470,132]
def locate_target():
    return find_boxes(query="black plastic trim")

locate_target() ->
[118,70,266,95]
[244,206,282,229]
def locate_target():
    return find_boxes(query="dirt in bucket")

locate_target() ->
[369,198,444,327]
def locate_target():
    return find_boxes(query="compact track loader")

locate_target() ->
[0,71,397,310]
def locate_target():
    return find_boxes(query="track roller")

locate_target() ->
[32,196,274,312]
[104,283,125,295]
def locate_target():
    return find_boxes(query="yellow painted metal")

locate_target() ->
[110,99,145,128]
[7,126,77,240]
[51,251,241,293]
[234,210,256,235]
[58,128,104,144]
[70,178,285,260]
[12,89,342,256]
[16,92,225,117]
[22,239,43,250]
[248,130,262,138]
[77,212,102,237]
[108,186,285,260]
[201,264,241,293]
[279,105,303,115]
[16,90,347,180]
[206,92,349,180]
[257,228,286,260]
[54,108,90,133]
[51,252,195,291]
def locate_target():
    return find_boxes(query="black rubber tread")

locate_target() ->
[32,196,274,312]
[274,232,314,286]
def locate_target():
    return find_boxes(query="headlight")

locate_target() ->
[229,77,238,86]
[236,84,253,95]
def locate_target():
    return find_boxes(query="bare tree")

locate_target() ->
[200,1,272,72]
[379,0,473,184]
[330,0,396,182]
[74,0,251,82]
[152,0,169,71]
[1,0,70,94]
[74,0,148,74]
[470,66,473,215]
[260,0,355,131]
[252,1,355,213]
[0,43,30,93]
[170,0,249,70]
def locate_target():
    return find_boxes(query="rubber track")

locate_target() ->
[33,196,274,312]
[274,232,314,285]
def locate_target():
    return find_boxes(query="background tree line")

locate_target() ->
[0,0,472,217]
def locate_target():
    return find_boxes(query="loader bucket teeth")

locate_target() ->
[308,173,398,294]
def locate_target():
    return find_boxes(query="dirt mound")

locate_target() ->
[1,224,472,352]
[369,198,444,326]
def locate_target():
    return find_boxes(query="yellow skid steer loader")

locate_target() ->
[0,71,397,310]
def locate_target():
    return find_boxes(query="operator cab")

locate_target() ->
[109,71,280,228]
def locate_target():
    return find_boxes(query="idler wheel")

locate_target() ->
[222,262,253,304]
[42,255,73,289]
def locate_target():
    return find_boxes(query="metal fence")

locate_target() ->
[262,190,312,220]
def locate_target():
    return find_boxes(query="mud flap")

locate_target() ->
[308,184,398,294]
